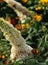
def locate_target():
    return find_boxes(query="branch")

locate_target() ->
[0,18,33,61]
[4,0,32,16]
[4,0,35,23]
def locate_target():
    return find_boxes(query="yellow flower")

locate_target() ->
[35,7,42,10]
[21,24,25,30]
[41,0,48,3]
[40,0,48,5]
[21,23,30,30]
[25,23,30,29]
[33,14,42,22]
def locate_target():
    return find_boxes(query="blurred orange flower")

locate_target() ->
[33,14,42,22]
[15,24,22,30]
[22,0,28,3]
[0,0,4,2]
[8,16,11,23]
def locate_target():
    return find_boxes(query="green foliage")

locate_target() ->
[0,0,48,65]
